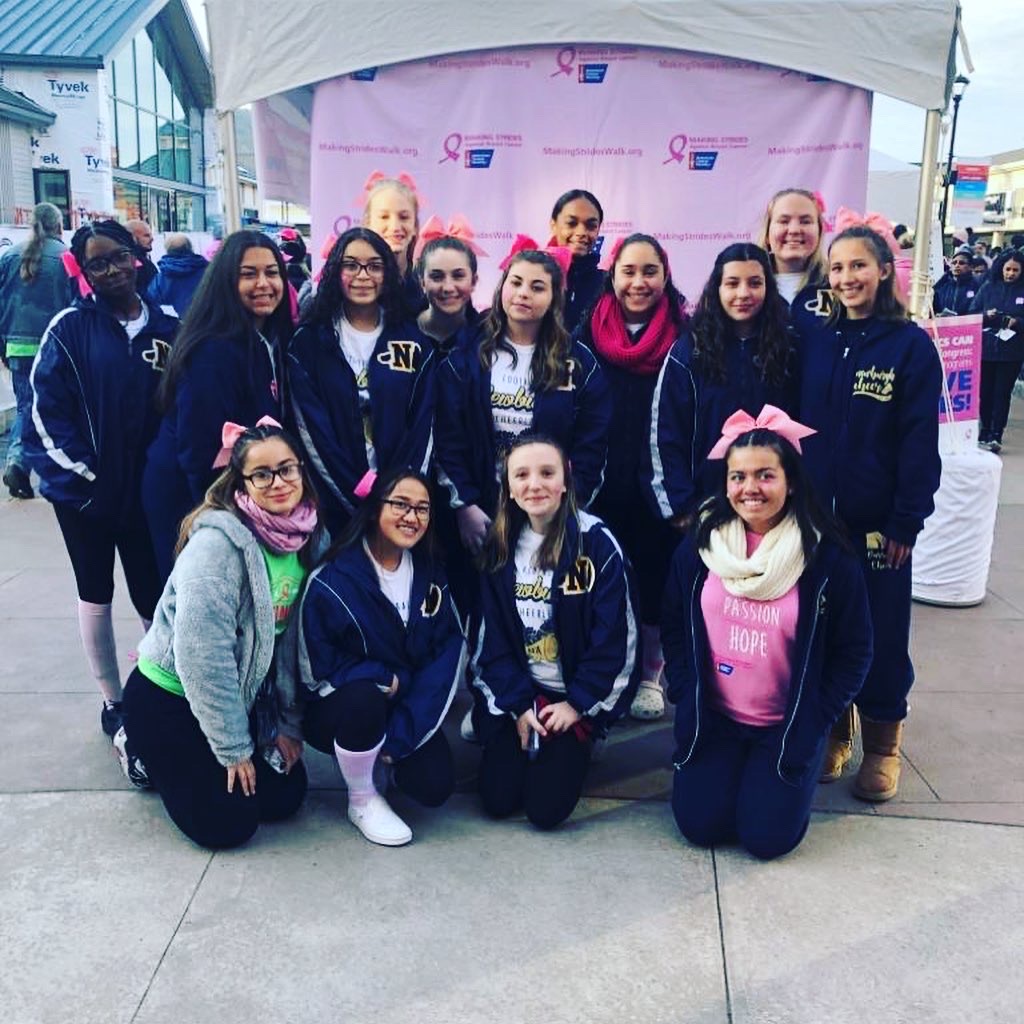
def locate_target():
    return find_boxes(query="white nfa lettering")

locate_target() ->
[728,624,769,658]
[722,595,780,627]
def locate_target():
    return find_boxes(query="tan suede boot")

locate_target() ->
[853,717,904,801]
[819,705,858,783]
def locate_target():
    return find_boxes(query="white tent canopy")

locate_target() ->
[206,0,961,113]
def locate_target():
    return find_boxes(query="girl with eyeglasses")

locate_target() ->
[24,219,178,765]
[144,230,292,583]
[122,420,326,847]
[472,435,639,829]
[288,227,435,536]
[299,468,465,846]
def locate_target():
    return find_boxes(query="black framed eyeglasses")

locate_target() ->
[340,258,386,278]
[83,249,136,276]
[243,461,303,490]
[383,498,431,520]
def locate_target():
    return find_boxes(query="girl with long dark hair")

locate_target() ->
[287,227,435,535]
[548,188,605,332]
[143,229,292,582]
[299,468,465,846]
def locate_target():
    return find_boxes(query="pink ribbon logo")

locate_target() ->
[551,47,576,77]
[439,132,462,164]
[662,134,688,164]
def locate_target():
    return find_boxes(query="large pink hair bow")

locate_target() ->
[499,234,573,280]
[832,207,899,257]
[357,170,426,208]
[707,405,816,460]
[212,415,283,469]
[598,235,672,278]
[61,251,93,298]
[412,214,488,263]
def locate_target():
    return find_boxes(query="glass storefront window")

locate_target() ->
[112,45,136,105]
[138,110,158,175]
[155,61,173,119]
[113,179,143,222]
[135,31,156,112]
[115,102,139,171]
[158,119,175,178]
[174,121,190,182]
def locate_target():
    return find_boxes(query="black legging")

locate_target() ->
[123,668,307,849]
[478,715,592,829]
[979,358,1023,443]
[53,504,162,618]
[303,680,455,808]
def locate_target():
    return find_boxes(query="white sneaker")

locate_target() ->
[348,794,412,846]
[460,708,478,743]
[630,679,665,721]
[112,726,152,789]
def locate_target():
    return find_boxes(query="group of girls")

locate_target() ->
[21,178,941,860]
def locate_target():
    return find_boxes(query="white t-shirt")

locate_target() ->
[335,312,383,469]
[776,272,803,304]
[490,342,535,460]
[367,541,414,625]
[121,302,149,341]
[514,527,563,692]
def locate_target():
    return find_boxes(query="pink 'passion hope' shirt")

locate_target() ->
[700,531,799,726]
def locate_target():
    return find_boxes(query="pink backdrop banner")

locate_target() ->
[310,45,871,301]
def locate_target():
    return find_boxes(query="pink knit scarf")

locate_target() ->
[588,292,678,375]
[234,494,319,553]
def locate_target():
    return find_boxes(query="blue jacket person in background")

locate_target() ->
[799,223,942,802]
[300,468,465,847]
[145,233,209,318]
[472,435,639,830]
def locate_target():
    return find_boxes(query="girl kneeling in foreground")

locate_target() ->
[663,408,872,859]
[472,435,640,829]
[300,469,466,846]
[124,420,326,848]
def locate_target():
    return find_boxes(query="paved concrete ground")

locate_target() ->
[2,408,1023,1024]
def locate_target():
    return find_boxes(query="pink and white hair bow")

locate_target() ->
[499,234,573,280]
[412,214,488,263]
[707,405,816,460]
[832,206,900,257]
[212,415,283,469]
[61,251,93,298]
[357,170,426,208]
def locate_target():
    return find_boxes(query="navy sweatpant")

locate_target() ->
[672,710,826,860]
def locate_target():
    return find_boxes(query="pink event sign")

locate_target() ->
[920,314,983,424]
[310,45,871,300]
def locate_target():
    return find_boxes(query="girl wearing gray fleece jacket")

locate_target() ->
[123,421,327,848]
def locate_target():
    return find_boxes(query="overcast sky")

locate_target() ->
[189,0,1018,165]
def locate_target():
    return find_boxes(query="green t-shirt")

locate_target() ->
[262,548,307,634]
[138,657,185,697]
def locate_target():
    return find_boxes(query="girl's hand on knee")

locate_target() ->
[274,734,303,772]
[538,701,580,734]
[227,757,256,796]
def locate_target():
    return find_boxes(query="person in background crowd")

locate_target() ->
[24,219,177,780]
[278,228,311,294]
[933,245,978,316]
[973,239,990,264]
[124,421,324,847]
[126,219,158,293]
[362,172,426,315]
[0,202,72,499]
[799,223,942,802]
[577,233,687,721]
[971,249,1024,453]
[472,435,639,829]
[971,253,990,285]
[144,230,292,583]
[145,234,209,318]
[757,187,830,332]
[548,189,606,333]
[300,468,465,847]
[663,409,871,860]
[288,226,434,536]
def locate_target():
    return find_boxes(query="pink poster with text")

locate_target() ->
[310,45,871,300]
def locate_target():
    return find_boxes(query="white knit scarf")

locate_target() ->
[699,514,808,600]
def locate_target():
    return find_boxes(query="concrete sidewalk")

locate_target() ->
[2,413,1022,1024]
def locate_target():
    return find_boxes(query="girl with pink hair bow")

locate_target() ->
[663,408,872,860]
[361,171,427,315]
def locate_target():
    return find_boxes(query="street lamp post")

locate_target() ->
[939,75,970,239]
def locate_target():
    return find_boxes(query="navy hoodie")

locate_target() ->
[646,327,799,521]
[933,273,978,317]
[970,277,1024,362]
[434,329,610,515]
[563,252,604,333]
[299,542,465,760]
[799,315,942,545]
[145,251,209,318]
[26,295,178,519]
[473,511,640,734]
[288,318,435,524]
[663,534,873,785]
